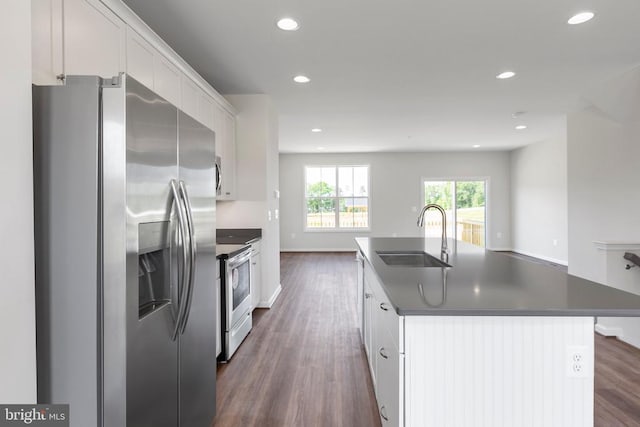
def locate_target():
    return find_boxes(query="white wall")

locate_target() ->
[567,66,640,347]
[280,151,512,251]
[567,109,640,281]
[510,133,568,264]
[0,0,37,403]
[218,95,281,305]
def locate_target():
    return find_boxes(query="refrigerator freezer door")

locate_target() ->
[33,76,102,427]
[125,77,180,427]
[177,111,217,426]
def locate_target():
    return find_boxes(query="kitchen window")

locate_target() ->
[305,166,370,230]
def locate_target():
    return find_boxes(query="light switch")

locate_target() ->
[274,190,280,199]
[267,210,272,221]
[275,209,279,219]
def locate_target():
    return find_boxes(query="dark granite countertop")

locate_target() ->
[216,228,262,245]
[356,237,640,316]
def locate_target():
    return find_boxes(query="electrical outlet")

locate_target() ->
[553,239,558,247]
[497,232,503,239]
[567,345,589,378]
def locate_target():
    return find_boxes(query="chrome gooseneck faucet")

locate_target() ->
[417,203,448,260]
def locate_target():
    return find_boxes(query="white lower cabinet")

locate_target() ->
[250,241,262,310]
[363,276,376,386]
[360,258,595,426]
[362,261,404,427]
[215,260,221,358]
[375,328,402,426]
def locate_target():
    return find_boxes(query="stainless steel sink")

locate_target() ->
[376,250,452,268]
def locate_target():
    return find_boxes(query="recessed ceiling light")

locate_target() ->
[496,71,516,80]
[472,144,481,148]
[293,75,310,83]
[311,128,322,133]
[515,125,527,130]
[317,146,325,150]
[277,18,299,31]
[568,12,595,25]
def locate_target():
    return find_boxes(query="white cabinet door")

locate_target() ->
[198,93,216,132]
[357,252,365,342]
[64,0,125,78]
[125,27,155,90]
[221,110,236,199]
[216,276,221,358]
[216,260,221,357]
[363,278,375,386]
[250,242,262,310]
[215,106,236,200]
[153,54,181,107]
[181,76,200,123]
[32,0,64,85]
[375,328,402,426]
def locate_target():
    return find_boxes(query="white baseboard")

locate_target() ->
[595,323,623,337]
[280,248,356,252]
[509,249,568,266]
[488,247,513,252]
[256,284,282,308]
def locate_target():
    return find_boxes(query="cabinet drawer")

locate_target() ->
[365,266,403,352]
[376,328,402,426]
[376,295,401,352]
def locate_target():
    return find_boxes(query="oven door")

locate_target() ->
[226,249,252,329]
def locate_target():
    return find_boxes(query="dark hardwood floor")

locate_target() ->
[214,252,640,426]
[595,334,640,426]
[214,252,381,427]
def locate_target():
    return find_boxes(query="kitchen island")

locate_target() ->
[355,237,640,427]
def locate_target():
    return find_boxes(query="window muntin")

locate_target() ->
[305,166,369,230]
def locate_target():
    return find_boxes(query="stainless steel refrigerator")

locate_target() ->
[33,75,218,427]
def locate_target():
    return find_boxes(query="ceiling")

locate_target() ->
[122,0,640,153]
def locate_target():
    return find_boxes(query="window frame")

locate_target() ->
[303,164,372,232]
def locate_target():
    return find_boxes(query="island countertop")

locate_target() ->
[355,237,640,316]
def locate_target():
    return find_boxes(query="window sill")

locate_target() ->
[303,228,371,233]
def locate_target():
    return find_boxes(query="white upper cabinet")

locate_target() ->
[31,0,236,179]
[125,27,154,90]
[221,109,237,199]
[64,0,126,78]
[32,0,64,85]
[153,54,181,107]
[197,93,216,132]
[213,104,236,200]
[181,76,200,123]
[32,0,126,82]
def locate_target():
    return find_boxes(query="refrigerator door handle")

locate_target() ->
[215,158,222,193]
[171,179,191,341]
[178,180,197,334]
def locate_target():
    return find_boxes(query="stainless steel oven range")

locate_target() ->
[216,244,252,361]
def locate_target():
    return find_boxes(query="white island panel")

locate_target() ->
[405,316,594,427]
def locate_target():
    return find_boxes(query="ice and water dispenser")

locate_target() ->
[137,221,171,319]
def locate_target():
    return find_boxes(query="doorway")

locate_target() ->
[422,180,486,248]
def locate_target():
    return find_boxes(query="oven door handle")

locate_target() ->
[228,250,252,268]
[178,180,197,334]
[170,180,190,341]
